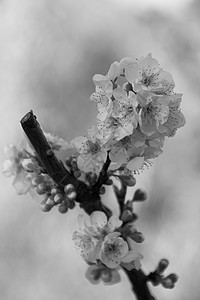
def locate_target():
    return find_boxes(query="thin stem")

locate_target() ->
[113,182,127,214]
[93,151,111,192]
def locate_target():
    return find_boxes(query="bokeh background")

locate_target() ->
[0,0,199,299]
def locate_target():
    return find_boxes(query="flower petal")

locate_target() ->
[125,62,140,83]
[90,211,108,229]
[126,156,144,171]
[85,265,101,285]
[102,268,121,285]
[108,215,123,232]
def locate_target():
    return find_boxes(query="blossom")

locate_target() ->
[112,87,139,130]
[88,54,185,173]
[100,232,129,268]
[70,132,107,175]
[85,263,121,285]
[73,211,141,270]
[137,90,170,136]
[97,113,137,144]
[121,54,175,95]
[3,145,33,195]
[44,132,73,151]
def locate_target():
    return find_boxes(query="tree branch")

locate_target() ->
[20,111,156,300]
[93,151,111,192]
[20,111,103,214]
[123,268,156,300]
[20,111,77,188]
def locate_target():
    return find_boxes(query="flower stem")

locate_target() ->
[93,151,111,192]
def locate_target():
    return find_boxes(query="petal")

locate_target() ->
[109,148,127,164]
[90,211,108,229]
[100,236,128,269]
[93,74,109,85]
[139,53,160,76]
[108,215,123,232]
[90,92,103,102]
[137,90,154,107]
[13,171,32,195]
[72,231,97,263]
[70,136,88,152]
[113,87,127,103]
[125,62,140,83]
[2,160,15,176]
[4,145,19,160]
[107,61,120,80]
[121,256,142,270]
[97,98,113,121]
[126,157,144,171]
[165,110,186,130]
[100,250,121,269]
[85,265,101,285]
[139,111,157,136]
[119,57,135,74]
[154,104,169,124]
[121,250,140,263]
[102,269,121,285]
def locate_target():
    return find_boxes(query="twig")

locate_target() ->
[21,111,77,188]
[20,111,103,214]
[123,268,156,300]
[94,151,111,192]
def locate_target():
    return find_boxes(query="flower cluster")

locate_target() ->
[2,141,77,214]
[72,54,185,175]
[73,211,142,285]
[3,144,38,195]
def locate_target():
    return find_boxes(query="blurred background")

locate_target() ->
[0,0,199,299]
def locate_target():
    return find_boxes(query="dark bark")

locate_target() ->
[124,268,156,300]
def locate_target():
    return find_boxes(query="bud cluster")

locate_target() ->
[37,182,77,213]
[148,259,178,289]
[65,155,82,179]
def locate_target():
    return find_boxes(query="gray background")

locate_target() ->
[0,0,199,299]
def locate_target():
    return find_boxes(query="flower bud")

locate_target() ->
[86,172,97,185]
[53,193,64,204]
[99,186,106,195]
[65,158,72,167]
[67,191,77,201]
[46,198,55,206]
[161,277,175,289]
[167,273,178,283]
[105,178,113,185]
[121,210,134,222]
[157,259,169,274]
[41,203,52,212]
[36,183,47,195]
[64,184,75,194]
[58,202,68,214]
[51,188,59,195]
[74,170,81,178]
[133,189,147,202]
[68,200,76,209]
[31,176,42,187]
